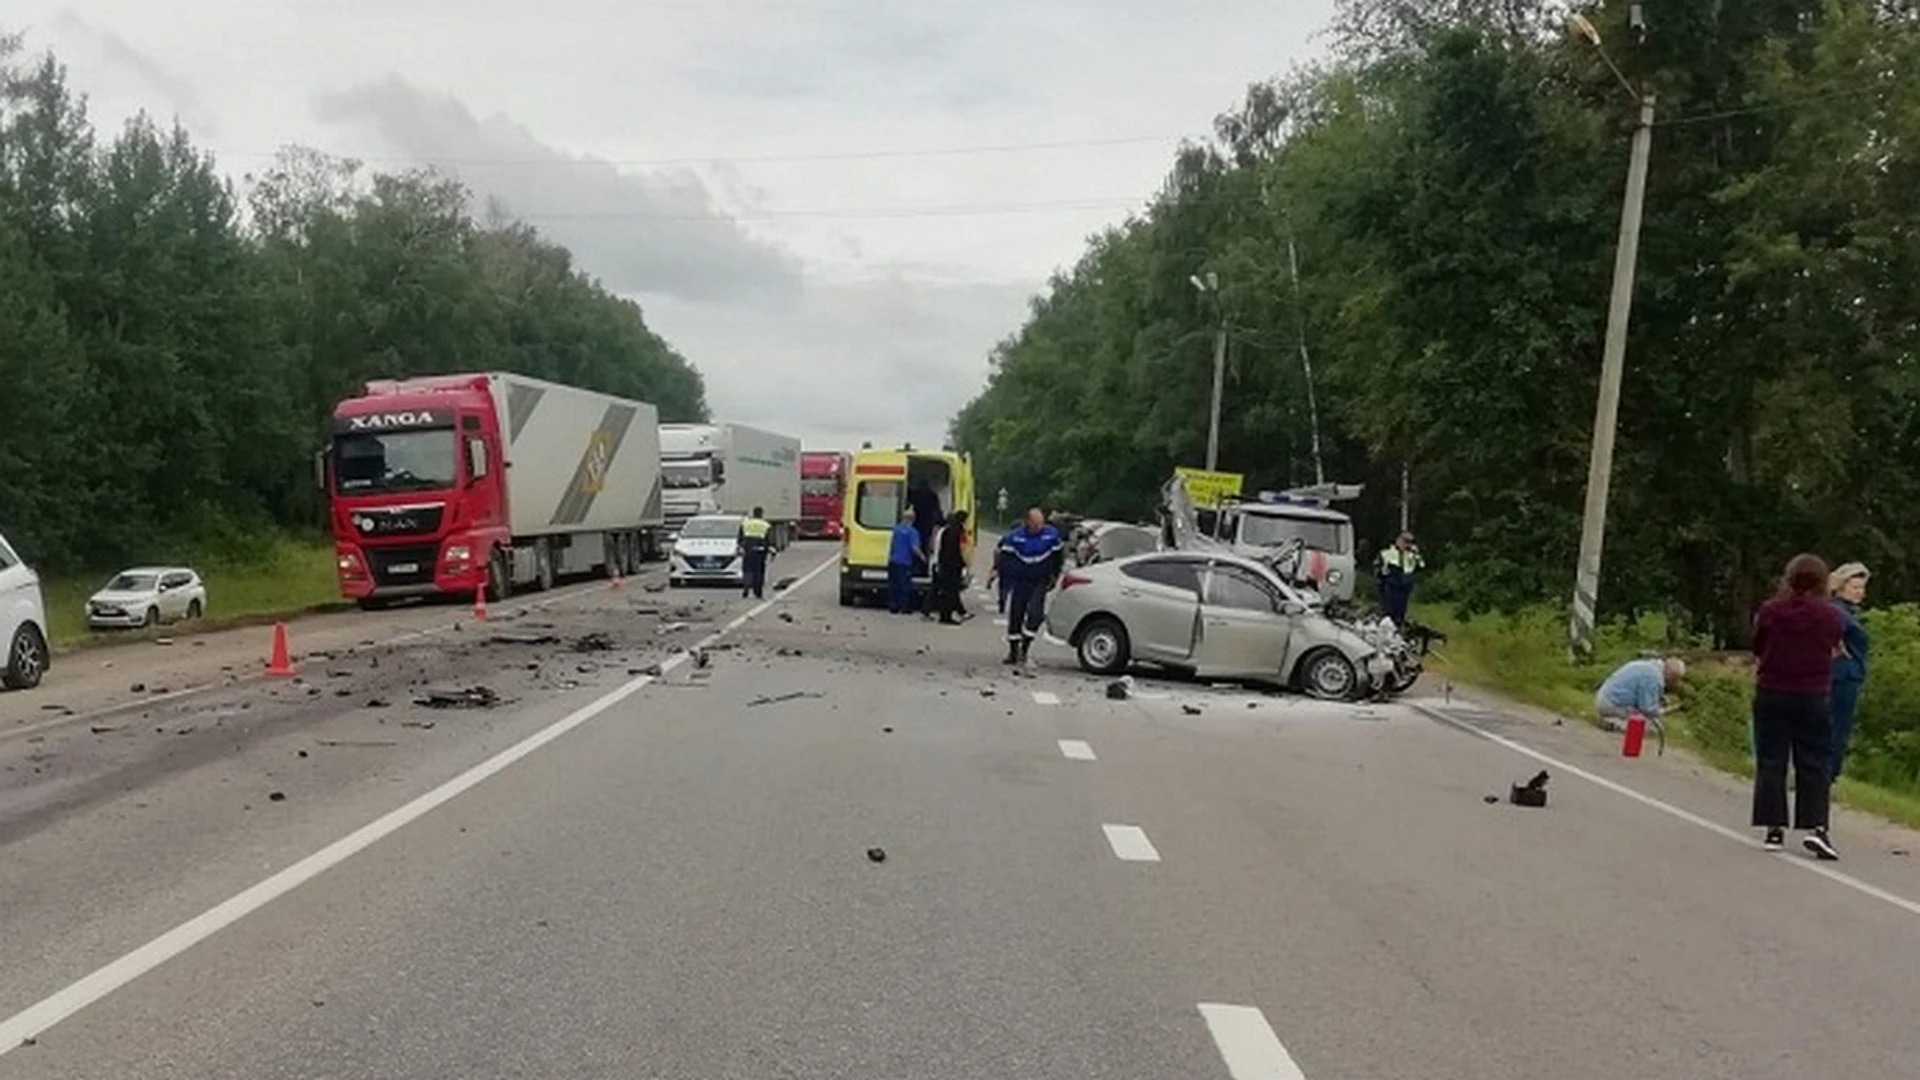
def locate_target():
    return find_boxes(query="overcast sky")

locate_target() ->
[13,0,1338,451]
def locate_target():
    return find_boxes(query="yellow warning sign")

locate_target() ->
[1174,467,1244,509]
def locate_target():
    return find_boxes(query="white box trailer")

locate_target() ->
[659,422,803,545]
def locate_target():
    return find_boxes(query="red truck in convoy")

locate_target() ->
[325,373,665,608]
[798,451,851,540]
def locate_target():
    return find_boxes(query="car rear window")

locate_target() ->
[1120,558,1201,596]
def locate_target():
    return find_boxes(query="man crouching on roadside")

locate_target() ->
[1594,655,1686,733]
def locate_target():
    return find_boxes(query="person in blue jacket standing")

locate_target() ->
[1829,562,1871,781]
[997,507,1065,667]
[887,508,926,615]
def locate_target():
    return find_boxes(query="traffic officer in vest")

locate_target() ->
[1376,531,1423,626]
[738,507,774,600]
[998,507,1065,668]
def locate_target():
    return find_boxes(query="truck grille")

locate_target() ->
[348,505,445,539]
[368,544,439,587]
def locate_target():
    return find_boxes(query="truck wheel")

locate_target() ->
[838,582,855,607]
[486,549,512,603]
[536,541,555,591]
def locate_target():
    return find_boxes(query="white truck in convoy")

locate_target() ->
[658,423,803,547]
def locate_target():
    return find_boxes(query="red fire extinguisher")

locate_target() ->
[1622,713,1648,758]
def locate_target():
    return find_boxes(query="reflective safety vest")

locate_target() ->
[740,517,772,552]
[1379,546,1423,578]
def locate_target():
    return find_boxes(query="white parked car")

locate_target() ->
[87,567,208,630]
[667,515,745,587]
[0,530,50,690]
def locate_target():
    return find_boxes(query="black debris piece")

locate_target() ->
[268,791,287,802]
[319,739,400,748]
[1484,794,1500,804]
[638,663,665,677]
[576,663,598,674]
[882,726,894,734]
[774,577,798,591]
[414,686,500,710]
[979,687,996,698]
[1106,681,1130,701]
[644,582,667,593]
[1181,704,1203,716]
[746,691,825,708]
[571,632,615,653]
[366,697,391,709]
[130,683,146,693]
[401,720,437,730]
[40,703,69,712]
[89,725,119,734]
[777,612,795,623]
[334,688,352,697]
[693,649,710,669]
[298,750,309,758]
[1509,770,1550,808]
[866,847,887,863]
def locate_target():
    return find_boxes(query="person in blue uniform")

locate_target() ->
[887,508,925,615]
[997,507,1065,667]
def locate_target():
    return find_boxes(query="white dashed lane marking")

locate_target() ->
[1198,1003,1308,1080]
[1101,824,1161,862]
[1058,739,1096,761]
[1031,691,1060,706]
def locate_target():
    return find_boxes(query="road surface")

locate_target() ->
[0,548,1916,1078]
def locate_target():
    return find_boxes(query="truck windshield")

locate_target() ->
[663,462,713,489]
[801,478,841,498]
[1238,513,1352,553]
[333,429,458,495]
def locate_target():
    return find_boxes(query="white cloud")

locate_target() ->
[13,0,1340,447]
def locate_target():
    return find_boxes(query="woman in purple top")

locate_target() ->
[1750,553,1846,859]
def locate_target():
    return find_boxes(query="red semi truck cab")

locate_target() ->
[798,451,851,540]
[327,376,508,607]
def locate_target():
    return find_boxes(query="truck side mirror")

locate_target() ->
[313,449,327,492]
[711,459,726,482]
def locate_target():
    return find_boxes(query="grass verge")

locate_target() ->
[1417,603,1920,832]
[39,536,344,651]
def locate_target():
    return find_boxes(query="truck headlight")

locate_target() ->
[1326,569,1344,585]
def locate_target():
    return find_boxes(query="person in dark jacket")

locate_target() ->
[1828,562,1871,781]
[997,507,1065,667]
[930,510,971,625]
[1751,553,1846,859]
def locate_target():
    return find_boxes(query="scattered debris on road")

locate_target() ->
[366,697,391,709]
[130,683,146,693]
[693,648,710,669]
[297,749,309,758]
[882,726,894,733]
[1484,794,1500,804]
[774,577,798,591]
[866,847,887,863]
[747,691,825,708]
[1510,770,1551,808]
[154,637,175,646]
[401,720,437,730]
[571,632,615,653]
[488,631,560,647]
[980,687,997,698]
[89,725,119,734]
[318,739,399,749]
[777,611,795,623]
[414,686,501,710]
[644,582,667,593]
[268,791,287,802]
[1106,677,1133,701]
[1181,704,1203,716]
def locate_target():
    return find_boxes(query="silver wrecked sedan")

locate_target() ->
[1045,550,1419,700]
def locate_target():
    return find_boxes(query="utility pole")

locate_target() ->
[1191,272,1226,472]
[1569,90,1656,662]
[1207,319,1227,472]
[1286,232,1326,486]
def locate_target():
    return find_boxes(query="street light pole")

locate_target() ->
[1206,319,1227,472]
[1569,90,1656,662]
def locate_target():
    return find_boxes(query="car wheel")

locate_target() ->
[1075,616,1131,676]
[144,607,160,629]
[187,599,203,620]
[3,624,48,690]
[1300,648,1359,701]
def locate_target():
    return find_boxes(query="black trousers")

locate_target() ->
[1006,579,1049,648]
[932,571,966,621]
[742,549,768,598]
[1751,688,1832,830]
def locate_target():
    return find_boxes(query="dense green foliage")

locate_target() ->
[0,39,707,573]
[953,0,1920,646]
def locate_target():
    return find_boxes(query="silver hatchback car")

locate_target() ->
[1044,550,1418,700]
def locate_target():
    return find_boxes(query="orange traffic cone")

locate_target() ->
[473,586,489,622]
[266,622,296,677]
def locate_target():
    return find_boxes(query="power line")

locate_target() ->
[509,197,1155,223]
[226,132,1199,170]
[1656,85,1889,127]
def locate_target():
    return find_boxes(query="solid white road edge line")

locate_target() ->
[1058,739,1096,761]
[1411,702,1920,919]
[1102,823,1161,862]
[0,555,841,1057]
[1197,1003,1308,1080]
[1032,691,1061,706]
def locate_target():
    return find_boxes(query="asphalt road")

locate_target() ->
[1,549,1917,1078]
